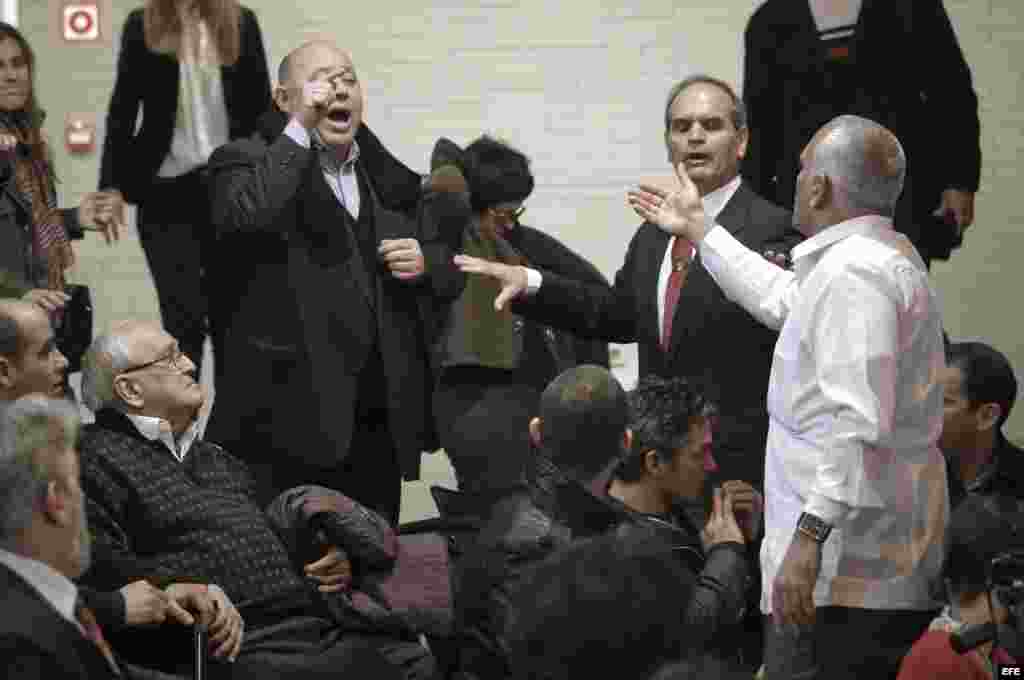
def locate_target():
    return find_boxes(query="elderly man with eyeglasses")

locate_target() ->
[72,320,434,679]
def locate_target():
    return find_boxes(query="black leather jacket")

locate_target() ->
[455,457,751,679]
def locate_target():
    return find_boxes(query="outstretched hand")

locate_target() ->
[627,162,710,244]
[453,254,528,311]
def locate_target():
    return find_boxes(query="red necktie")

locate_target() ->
[661,237,693,352]
[75,599,122,676]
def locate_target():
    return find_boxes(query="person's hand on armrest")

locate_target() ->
[304,545,353,594]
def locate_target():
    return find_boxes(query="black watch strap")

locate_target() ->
[797,511,833,543]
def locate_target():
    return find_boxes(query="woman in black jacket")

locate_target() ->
[98,0,271,383]
[432,136,609,504]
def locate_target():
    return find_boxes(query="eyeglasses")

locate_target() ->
[120,346,191,375]
[489,206,526,224]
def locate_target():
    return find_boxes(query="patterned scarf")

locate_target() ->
[0,110,68,289]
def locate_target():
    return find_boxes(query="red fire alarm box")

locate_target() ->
[65,114,96,155]
[62,3,99,42]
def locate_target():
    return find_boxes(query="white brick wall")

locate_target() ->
[22,0,1024,442]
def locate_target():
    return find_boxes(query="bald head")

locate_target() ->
[806,115,906,218]
[277,40,353,87]
[0,300,43,358]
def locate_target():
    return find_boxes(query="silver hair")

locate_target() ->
[0,396,81,545]
[808,115,907,217]
[80,331,133,413]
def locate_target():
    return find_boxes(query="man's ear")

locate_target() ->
[272,85,292,115]
[810,174,831,210]
[641,449,663,478]
[529,417,542,448]
[42,479,70,527]
[113,375,143,410]
[623,428,633,454]
[735,126,750,161]
[976,402,1002,433]
[0,355,15,391]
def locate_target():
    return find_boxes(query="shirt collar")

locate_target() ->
[314,133,360,174]
[125,413,200,463]
[701,175,742,220]
[790,214,894,262]
[0,548,79,625]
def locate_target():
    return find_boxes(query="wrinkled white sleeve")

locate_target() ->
[699,223,798,331]
[802,267,901,525]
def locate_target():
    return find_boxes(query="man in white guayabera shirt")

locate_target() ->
[627,115,948,680]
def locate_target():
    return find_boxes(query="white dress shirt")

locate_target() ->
[809,0,863,34]
[157,19,231,178]
[126,414,201,463]
[699,214,947,612]
[0,548,82,632]
[284,119,361,219]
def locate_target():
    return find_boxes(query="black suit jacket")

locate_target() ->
[205,128,464,480]
[0,564,119,680]
[99,6,271,204]
[742,0,980,261]
[514,182,799,489]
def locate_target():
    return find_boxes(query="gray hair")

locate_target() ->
[0,396,81,545]
[80,331,133,413]
[808,115,907,217]
[663,74,747,134]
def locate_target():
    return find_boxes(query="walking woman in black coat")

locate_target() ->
[98,0,271,383]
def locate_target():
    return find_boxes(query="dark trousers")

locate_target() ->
[137,170,227,385]
[763,607,936,680]
[245,403,402,526]
[433,367,539,500]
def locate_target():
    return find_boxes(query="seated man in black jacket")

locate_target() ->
[608,375,762,671]
[456,365,750,679]
[941,341,1024,507]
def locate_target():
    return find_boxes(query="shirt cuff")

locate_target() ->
[284,118,312,148]
[700,221,741,256]
[803,493,850,526]
[525,267,542,295]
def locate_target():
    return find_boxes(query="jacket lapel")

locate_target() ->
[643,226,671,346]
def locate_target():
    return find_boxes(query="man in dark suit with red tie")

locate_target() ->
[457,75,801,495]
[0,395,124,679]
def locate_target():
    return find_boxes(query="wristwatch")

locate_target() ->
[796,512,833,544]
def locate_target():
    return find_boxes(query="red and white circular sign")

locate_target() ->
[68,10,93,35]
[62,4,100,42]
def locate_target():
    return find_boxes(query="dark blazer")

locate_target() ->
[742,0,980,262]
[205,127,464,480]
[0,564,119,680]
[98,6,271,204]
[514,182,799,489]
